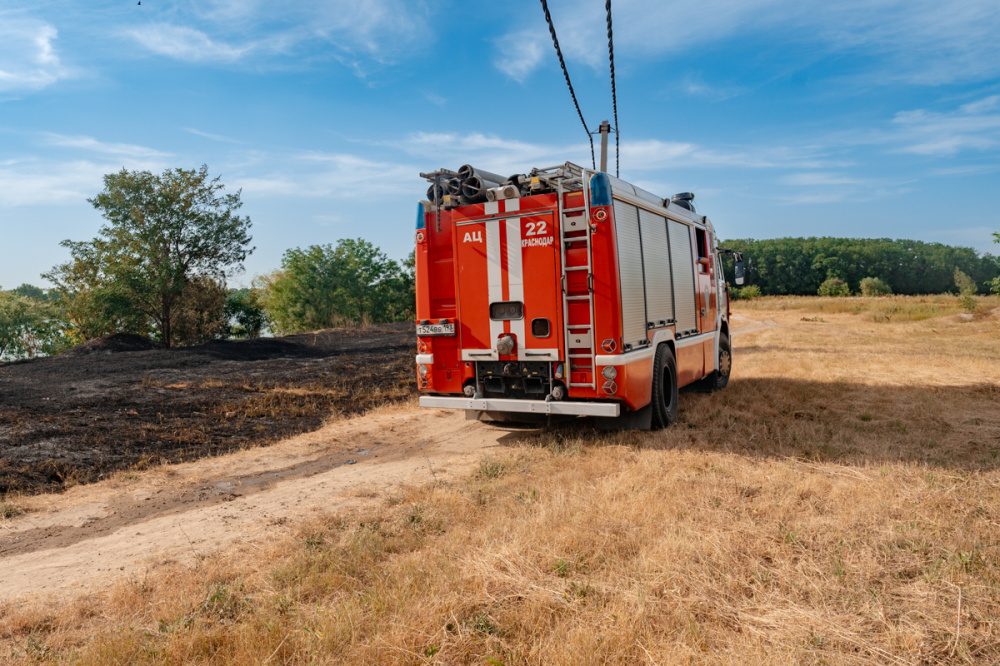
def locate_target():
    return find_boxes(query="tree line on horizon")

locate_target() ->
[719,236,1000,297]
[1,166,998,362]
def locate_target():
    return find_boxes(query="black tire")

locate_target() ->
[651,344,679,429]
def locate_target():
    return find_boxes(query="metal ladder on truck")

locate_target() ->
[534,163,598,391]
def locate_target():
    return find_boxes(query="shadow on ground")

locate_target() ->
[493,377,1000,472]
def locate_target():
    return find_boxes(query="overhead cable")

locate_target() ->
[539,0,596,170]
[605,0,619,177]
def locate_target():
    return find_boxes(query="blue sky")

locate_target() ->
[2,0,999,289]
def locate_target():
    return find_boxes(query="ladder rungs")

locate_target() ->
[562,207,586,213]
[568,354,593,359]
[565,295,591,301]
[564,266,588,271]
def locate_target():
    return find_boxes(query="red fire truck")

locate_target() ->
[413,162,744,429]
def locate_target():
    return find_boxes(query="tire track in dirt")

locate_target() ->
[0,406,506,601]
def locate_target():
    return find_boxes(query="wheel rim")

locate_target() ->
[719,349,732,377]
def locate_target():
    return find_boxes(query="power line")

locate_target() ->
[605,0,619,177]
[539,0,595,170]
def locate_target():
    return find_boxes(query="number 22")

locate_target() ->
[525,221,548,236]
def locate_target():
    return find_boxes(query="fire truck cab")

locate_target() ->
[414,162,736,429]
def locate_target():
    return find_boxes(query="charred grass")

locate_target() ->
[0,324,416,495]
[3,298,1000,664]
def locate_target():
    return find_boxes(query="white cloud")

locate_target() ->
[0,18,69,92]
[779,172,861,187]
[40,133,172,159]
[124,24,251,63]
[122,0,430,68]
[494,29,547,83]
[237,152,418,199]
[0,157,167,206]
[891,95,1000,156]
[185,128,245,144]
[493,0,1000,86]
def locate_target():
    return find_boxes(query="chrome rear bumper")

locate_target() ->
[418,395,620,417]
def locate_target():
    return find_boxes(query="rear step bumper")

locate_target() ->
[419,396,620,417]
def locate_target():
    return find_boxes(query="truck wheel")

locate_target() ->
[690,331,731,392]
[651,344,678,429]
[713,331,732,390]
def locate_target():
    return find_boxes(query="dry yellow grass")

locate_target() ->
[2,296,999,665]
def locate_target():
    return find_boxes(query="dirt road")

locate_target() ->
[1,317,769,602]
[0,405,508,601]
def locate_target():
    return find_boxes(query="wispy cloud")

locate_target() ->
[237,152,418,199]
[0,156,168,206]
[493,0,1000,87]
[124,24,251,63]
[40,133,172,159]
[121,0,431,70]
[185,128,245,144]
[0,18,69,93]
[494,29,547,83]
[891,95,1000,156]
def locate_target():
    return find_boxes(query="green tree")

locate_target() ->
[0,290,66,360]
[262,239,414,334]
[954,268,978,312]
[224,288,269,339]
[45,166,253,347]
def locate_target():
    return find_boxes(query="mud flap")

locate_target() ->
[593,404,653,431]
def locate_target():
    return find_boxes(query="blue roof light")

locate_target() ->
[415,202,426,229]
[590,173,612,207]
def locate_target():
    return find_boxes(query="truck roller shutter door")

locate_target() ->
[668,220,698,334]
[638,209,673,326]
[612,201,648,349]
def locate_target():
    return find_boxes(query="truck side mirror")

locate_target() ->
[734,253,745,286]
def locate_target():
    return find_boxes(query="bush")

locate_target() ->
[954,268,978,312]
[225,288,268,339]
[818,277,851,297]
[859,277,892,296]
[727,285,762,300]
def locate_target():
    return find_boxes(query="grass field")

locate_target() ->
[2,295,999,664]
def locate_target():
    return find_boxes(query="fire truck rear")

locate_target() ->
[413,162,743,429]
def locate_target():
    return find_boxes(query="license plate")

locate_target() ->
[416,322,455,336]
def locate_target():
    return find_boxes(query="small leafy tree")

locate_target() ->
[0,290,67,360]
[45,166,253,347]
[818,276,850,297]
[859,277,892,296]
[954,268,978,312]
[262,239,413,334]
[224,288,268,339]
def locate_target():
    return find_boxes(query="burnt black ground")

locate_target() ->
[0,324,415,495]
